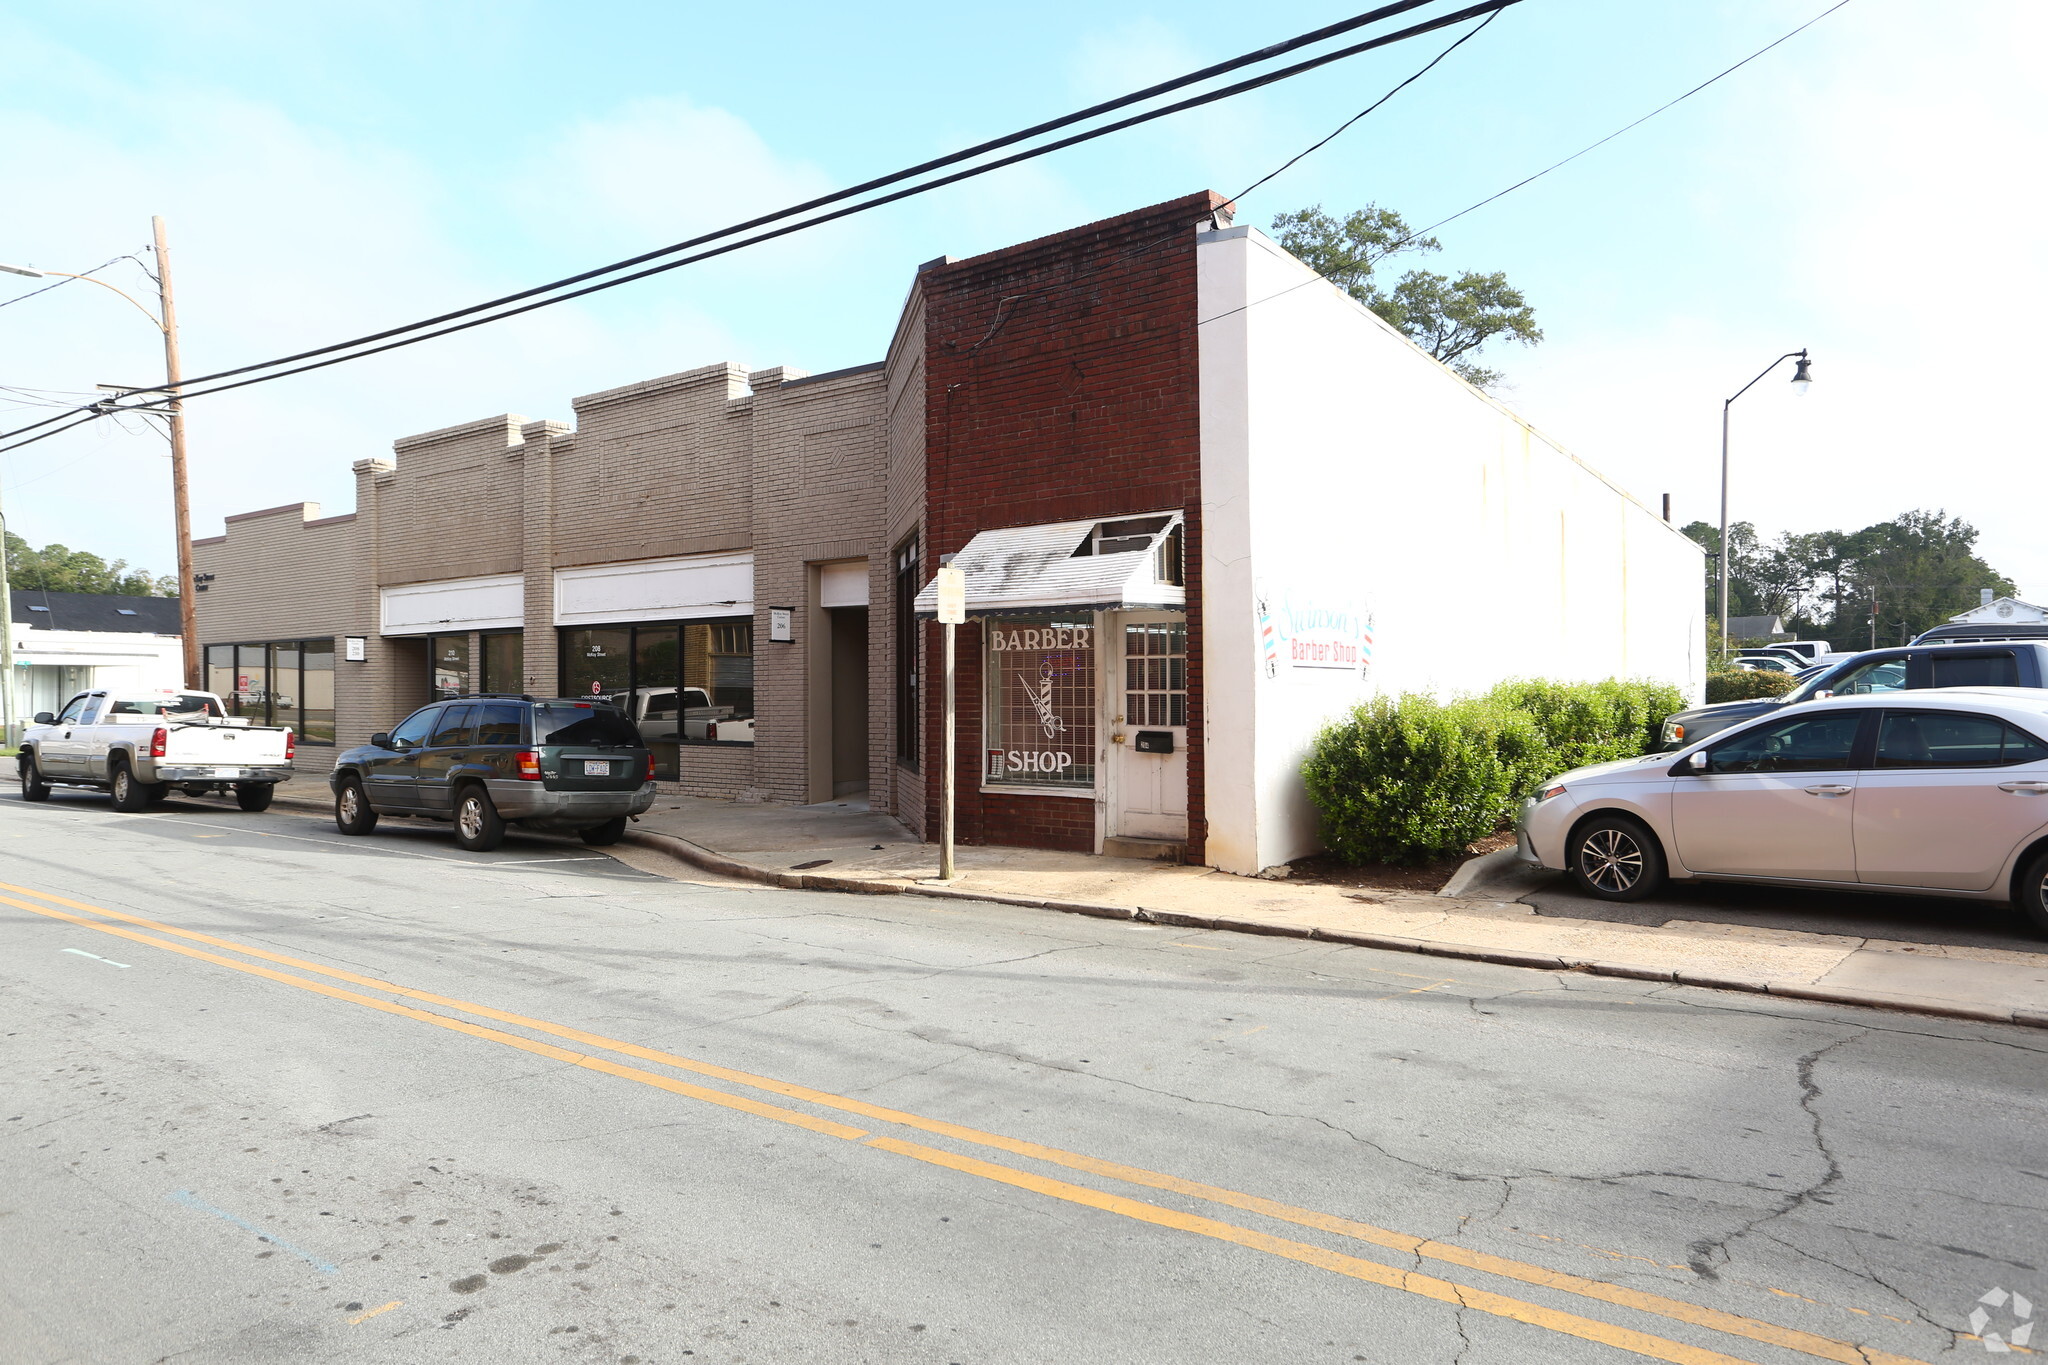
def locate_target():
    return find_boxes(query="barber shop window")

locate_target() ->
[202,638,337,743]
[559,618,755,781]
[983,617,1095,790]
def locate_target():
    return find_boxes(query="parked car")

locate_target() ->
[1659,641,2048,749]
[1733,656,1799,674]
[329,695,655,852]
[1913,622,2048,646]
[1518,688,2048,931]
[18,689,295,811]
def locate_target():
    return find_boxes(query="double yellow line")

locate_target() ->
[1,878,1926,1365]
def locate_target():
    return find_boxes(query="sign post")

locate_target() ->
[934,565,966,881]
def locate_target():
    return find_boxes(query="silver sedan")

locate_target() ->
[1516,687,2048,933]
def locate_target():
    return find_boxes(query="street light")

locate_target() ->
[0,219,201,699]
[1718,348,1813,654]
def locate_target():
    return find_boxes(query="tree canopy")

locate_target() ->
[4,532,177,596]
[1271,203,1541,390]
[1681,510,2014,647]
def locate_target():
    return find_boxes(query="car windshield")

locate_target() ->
[1784,658,1905,703]
[532,703,642,747]
[106,694,224,718]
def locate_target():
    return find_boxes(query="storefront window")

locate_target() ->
[429,635,470,700]
[479,632,523,695]
[302,642,335,743]
[895,537,919,766]
[558,620,755,779]
[983,616,1095,789]
[201,638,337,743]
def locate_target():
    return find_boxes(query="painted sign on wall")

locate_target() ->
[1258,591,1374,679]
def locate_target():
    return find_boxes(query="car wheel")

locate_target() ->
[2016,850,2048,938]
[20,756,51,803]
[235,783,274,812]
[334,778,379,835]
[110,760,151,813]
[579,816,628,847]
[452,785,505,852]
[1567,813,1667,902]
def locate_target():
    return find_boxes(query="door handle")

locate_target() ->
[1803,784,1853,796]
[1999,781,2048,794]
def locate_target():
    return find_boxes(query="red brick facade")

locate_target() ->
[920,191,1228,860]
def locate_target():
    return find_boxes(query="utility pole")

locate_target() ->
[153,215,200,689]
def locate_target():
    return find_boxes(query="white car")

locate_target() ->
[1516,688,2048,933]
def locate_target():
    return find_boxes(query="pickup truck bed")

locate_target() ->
[20,688,295,812]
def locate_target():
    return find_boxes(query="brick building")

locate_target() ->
[195,191,1704,873]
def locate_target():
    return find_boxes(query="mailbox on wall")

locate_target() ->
[1134,730,1174,754]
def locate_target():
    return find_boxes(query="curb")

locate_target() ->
[618,829,2047,1032]
[1438,847,1556,900]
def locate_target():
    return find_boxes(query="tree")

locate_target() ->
[1271,203,1542,390]
[1680,510,2014,649]
[4,532,176,596]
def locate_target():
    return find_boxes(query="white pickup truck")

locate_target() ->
[18,689,296,812]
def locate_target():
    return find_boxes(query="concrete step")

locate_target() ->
[1102,836,1185,863]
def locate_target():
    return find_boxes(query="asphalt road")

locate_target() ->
[1521,872,2048,955]
[4,786,2045,1364]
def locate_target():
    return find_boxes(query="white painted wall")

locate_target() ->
[1198,226,1705,876]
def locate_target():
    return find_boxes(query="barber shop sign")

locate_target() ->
[987,621,1095,786]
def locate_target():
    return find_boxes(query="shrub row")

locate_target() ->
[1301,678,1686,866]
[1705,668,1799,703]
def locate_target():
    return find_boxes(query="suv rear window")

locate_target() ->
[532,704,642,747]
[1929,653,2020,688]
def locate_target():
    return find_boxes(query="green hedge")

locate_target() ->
[1302,677,1685,866]
[1705,669,1798,703]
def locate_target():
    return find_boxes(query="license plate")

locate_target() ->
[583,760,610,776]
[218,768,248,779]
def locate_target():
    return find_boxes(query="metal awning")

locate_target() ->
[914,513,1184,618]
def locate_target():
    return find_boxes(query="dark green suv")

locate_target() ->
[329,696,656,852]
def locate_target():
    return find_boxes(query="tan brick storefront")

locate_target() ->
[195,359,901,806]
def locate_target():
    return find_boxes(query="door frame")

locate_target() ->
[1102,609,1190,844]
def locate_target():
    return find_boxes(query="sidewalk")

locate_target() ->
[623,795,2048,1031]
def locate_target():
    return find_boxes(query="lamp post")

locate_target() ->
[0,218,200,691]
[1718,349,1813,655]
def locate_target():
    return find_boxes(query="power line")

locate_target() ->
[1394,0,1859,251]
[53,0,1456,402]
[1197,0,1860,328]
[0,0,1516,455]
[1226,7,1501,208]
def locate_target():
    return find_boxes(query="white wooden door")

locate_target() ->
[1108,613,1188,841]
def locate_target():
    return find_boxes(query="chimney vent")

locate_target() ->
[1982,588,1996,607]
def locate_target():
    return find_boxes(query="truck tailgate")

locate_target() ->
[166,725,291,765]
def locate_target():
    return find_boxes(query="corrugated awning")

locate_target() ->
[914,513,1184,618]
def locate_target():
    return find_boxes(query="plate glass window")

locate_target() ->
[983,616,1095,789]
[430,635,470,700]
[558,618,753,781]
[479,633,523,695]
[894,537,919,766]
[202,638,336,743]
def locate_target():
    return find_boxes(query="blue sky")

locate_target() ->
[3,0,2042,615]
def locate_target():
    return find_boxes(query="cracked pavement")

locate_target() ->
[3,793,2042,1364]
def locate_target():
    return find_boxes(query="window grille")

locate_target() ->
[1123,621,1187,727]
[984,617,1095,788]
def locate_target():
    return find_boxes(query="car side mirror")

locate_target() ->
[33,712,55,725]
[369,732,392,749]
[1687,751,1708,772]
